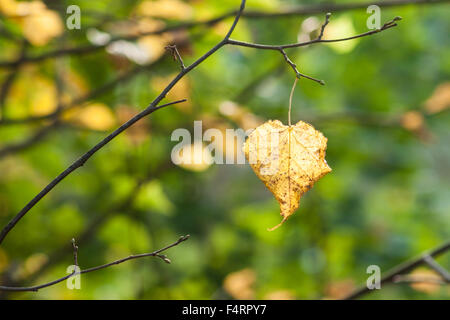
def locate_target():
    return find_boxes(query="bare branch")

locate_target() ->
[343,241,450,299]
[423,255,450,282]
[0,162,175,297]
[226,15,400,85]
[279,48,325,85]
[0,235,189,292]
[71,238,79,267]
[0,0,247,246]
[165,45,186,70]
[227,16,401,50]
[0,99,186,245]
[318,13,332,40]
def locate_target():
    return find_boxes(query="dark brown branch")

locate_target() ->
[0,99,186,245]
[318,13,332,40]
[165,45,186,70]
[227,16,402,50]
[0,0,403,246]
[279,48,325,85]
[0,235,189,292]
[0,0,247,246]
[343,241,450,300]
[226,14,400,85]
[0,161,175,298]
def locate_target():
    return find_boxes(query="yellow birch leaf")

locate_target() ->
[66,102,116,131]
[22,9,63,46]
[137,0,193,20]
[243,119,331,231]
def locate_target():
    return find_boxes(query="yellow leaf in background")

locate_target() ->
[22,9,63,46]
[323,15,359,53]
[24,252,48,275]
[424,82,450,114]
[138,33,172,64]
[68,103,116,131]
[62,70,89,98]
[6,68,58,118]
[15,0,45,16]
[137,0,193,20]
[173,143,213,172]
[0,0,17,15]
[263,290,296,300]
[400,110,433,142]
[151,74,191,112]
[106,17,165,37]
[30,77,58,116]
[223,268,255,300]
[409,269,443,294]
[243,120,331,231]
[1,0,63,46]
[400,111,424,132]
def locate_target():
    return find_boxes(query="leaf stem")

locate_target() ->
[288,77,298,126]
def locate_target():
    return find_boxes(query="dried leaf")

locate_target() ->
[243,120,331,230]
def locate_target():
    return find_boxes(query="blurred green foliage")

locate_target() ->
[0,0,449,300]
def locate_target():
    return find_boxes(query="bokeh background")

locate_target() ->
[0,0,449,299]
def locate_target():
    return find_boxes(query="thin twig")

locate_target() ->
[227,16,402,50]
[165,45,186,70]
[343,241,450,299]
[318,13,332,40]
[0,0,247,246]
[0,0,402,246]
[0,99,186,245]
[423,255,450,282]
[0,235,189,292]
[227,15,400,85]
[279,49,325,85]
[0,161,175,298]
